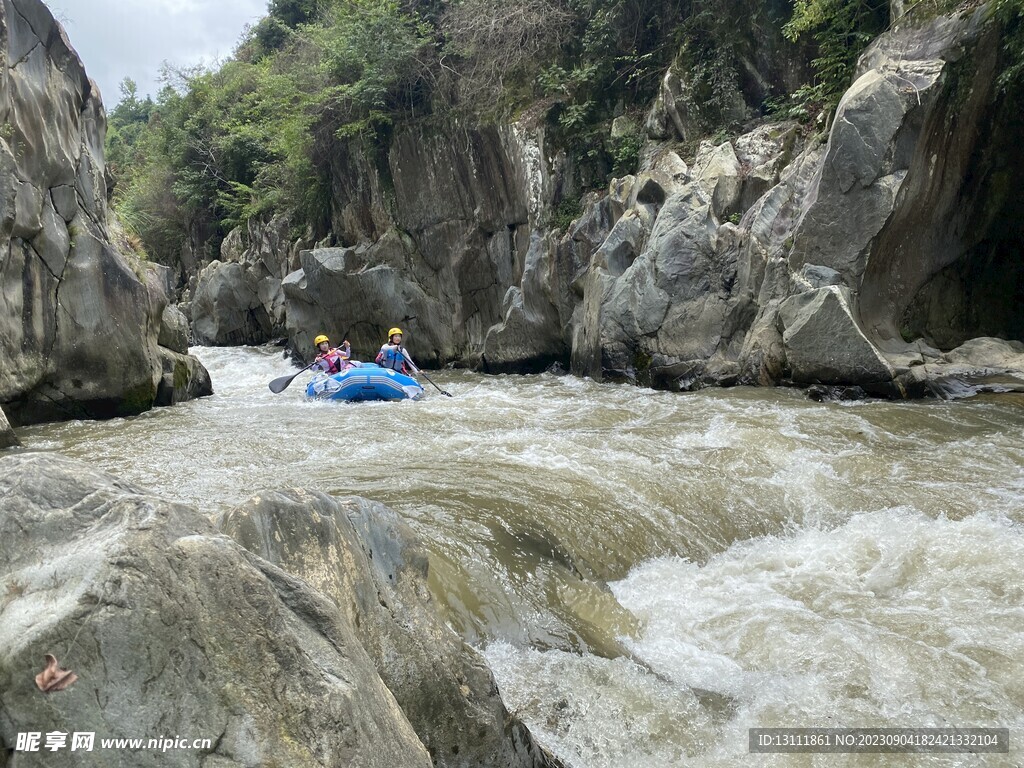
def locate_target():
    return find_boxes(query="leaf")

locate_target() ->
[35,654,78,693]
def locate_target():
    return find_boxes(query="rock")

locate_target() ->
[158,305,191,353]
[733,122,801,212]
[191,260,274,346]
[779,286,895,384]
[938,337,1024,369]
[154,348,214,407]
[806,384,869,402]
[645,68,697,142]
[482,232,570,374]
[220,225,246,263]
[0,0,210,425]
[0,408,19,449]
[694,141,743,220]
[281,124,556,368]
[572,182,739,381]
[189,217,295,347]
[563,9,1016,398]
[220,491,563,768]
[610,115,638,139]
[649,357,740,391]
[0,453,433,768]
[889,337,1024,399]
[284,235,453,368]
[798,264,844,289]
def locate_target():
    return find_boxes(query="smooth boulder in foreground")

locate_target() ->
[0,453,560,767]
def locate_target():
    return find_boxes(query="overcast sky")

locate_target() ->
[46,0,268,108]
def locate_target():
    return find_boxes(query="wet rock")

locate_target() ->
[779,286,895,385]
[893,337,1024,398]
[154,348,213,407]
[0,453,432,768]
[220,491,564,768]
[0,408,19,449]
[806,384,869,402]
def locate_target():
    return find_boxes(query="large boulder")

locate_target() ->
[158,305,190,353]
[0,453,434,768]
[189,216,300,346]
[779,286,895,384]
[191,260,274,346]
[154,348,213,407]
[0,0,210,425]
[283,234,453,367]
[220,491,563,768]
[572,183,738,382]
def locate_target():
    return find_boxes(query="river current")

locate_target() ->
[18,346,1024,767]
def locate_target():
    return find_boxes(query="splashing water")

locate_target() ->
[17,346,1024,766]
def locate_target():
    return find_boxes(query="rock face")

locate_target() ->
[779,286,895,384]
[565,7,1024,395]
[0,453,432,767]
[0,407,18,448]
[190,215,301,346]
[220,492,563,768]
[0,0,210,425]
[280,124,556,367]
[0,453,560,767]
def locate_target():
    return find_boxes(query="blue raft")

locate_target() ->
[306,363,424,402]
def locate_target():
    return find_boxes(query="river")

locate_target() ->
[17,346,1024,767]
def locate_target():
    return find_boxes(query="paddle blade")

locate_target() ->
[268,373,297,394]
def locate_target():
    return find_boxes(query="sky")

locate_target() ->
[46,0,268,108]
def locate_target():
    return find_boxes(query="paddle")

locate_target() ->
[401,349,453,397]
[268,361,318,394]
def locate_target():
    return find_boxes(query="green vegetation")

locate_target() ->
[991,0,1024,93]
[108,0,432,266]
[115,0,967,269]
[781,0,888,118]
[551,196,583,232]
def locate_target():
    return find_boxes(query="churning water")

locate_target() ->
[17,346,1024,767]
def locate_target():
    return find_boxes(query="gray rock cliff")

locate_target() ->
[0,0,210,425]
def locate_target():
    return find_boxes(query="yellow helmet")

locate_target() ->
[314,334,330,346]
[388,327,403,338]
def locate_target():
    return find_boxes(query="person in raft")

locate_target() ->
[375,327,419,375]
[313,334,352,374]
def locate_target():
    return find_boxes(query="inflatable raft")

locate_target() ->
[306,363,424,402]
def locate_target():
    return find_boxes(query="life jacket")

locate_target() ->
[376,344,408,373]
[316,348,347,374]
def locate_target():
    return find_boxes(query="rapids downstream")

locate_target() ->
[17,346,1024,767]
